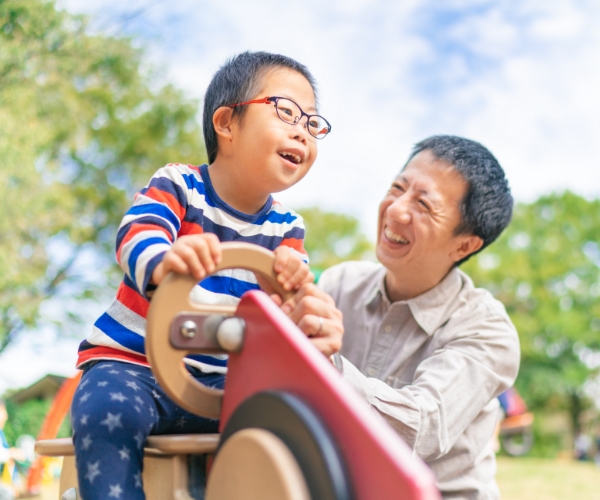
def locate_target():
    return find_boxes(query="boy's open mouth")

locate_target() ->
[278,151,302,165]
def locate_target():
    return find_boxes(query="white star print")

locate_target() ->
[98,363,114,369]
[133,471,142,488]
[79,378,90,389]
[118,446,130,460]
[79,392,91,403]
[134,406,141,413]
[133,431,144,449]
[148,407,154,417]
[108,370,119,374]
[85,460,101,484]
[134,396,144,405]
[80,415,89,426]
[100,413,123,433]
[81,435,92,450]
[126,380,141,392]
[97,381,108,387]
[108,484,123,498]
[151,390,161,399]
[175,417,187,428]
[110,392,128,402]
[150,375,157,383]
[125,370,140,377]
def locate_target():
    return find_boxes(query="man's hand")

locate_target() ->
[151,234,221,286]
[271,283,343,358]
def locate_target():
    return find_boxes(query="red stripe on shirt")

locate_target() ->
[280,238,307,255]
[179,220,204,236]
[115,282,149,318]
[76,346,150,369]
[145,186,186,220]
[117,222,172,262]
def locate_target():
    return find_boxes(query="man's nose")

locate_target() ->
[388,196,412,224]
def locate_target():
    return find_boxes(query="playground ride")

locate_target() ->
[35,242,440,500]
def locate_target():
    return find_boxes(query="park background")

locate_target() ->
[1,0,599,498]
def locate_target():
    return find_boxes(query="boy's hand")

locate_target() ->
[151,234,221,286]
[273,245,314,292]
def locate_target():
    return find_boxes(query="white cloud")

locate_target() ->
[54,0,600,235]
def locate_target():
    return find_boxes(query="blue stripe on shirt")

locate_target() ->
[128,237,170,288]
[126,203,181,233]
[200,276,260,298]
[94,313,146,354]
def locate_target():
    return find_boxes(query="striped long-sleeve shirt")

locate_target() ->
[77,163,308,372]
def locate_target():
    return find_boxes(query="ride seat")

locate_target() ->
[35,435,219,500]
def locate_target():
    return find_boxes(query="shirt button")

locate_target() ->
[384,325,392,332]
[367,367,376,377]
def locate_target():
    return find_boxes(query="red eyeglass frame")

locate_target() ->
[229,96,331,139]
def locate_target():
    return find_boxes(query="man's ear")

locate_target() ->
[212,106,236,142]
[450,234,484,263]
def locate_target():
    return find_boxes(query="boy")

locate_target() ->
[71,51,331,499]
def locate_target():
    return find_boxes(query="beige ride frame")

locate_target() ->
[36,242,304,500]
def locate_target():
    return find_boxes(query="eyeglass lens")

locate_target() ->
[274,98,330,139]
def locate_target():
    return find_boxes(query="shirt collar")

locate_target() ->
[365,266,463,336]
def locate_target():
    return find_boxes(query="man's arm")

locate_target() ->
[340,314,519,461]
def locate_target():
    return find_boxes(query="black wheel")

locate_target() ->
[216,391,355,500]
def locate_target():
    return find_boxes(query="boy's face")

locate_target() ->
[229,68,318,196]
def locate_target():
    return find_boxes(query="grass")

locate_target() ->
[36,457,600,500]
[497,456,600,500]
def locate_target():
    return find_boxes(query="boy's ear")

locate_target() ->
[212,106,236,142]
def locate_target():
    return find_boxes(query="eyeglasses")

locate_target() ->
[229,96,332,139]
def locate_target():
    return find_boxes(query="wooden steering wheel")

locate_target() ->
[145,242,291,419]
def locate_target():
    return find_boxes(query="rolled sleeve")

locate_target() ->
[342,313,519,461]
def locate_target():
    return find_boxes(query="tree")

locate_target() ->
[0,0,206,351]
[462,192,600,436]
[298,207,373,274]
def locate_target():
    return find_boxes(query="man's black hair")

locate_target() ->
[406,135,513,264]
[203,51,317,164]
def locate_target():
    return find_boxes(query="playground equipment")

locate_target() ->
[35,242,440,499]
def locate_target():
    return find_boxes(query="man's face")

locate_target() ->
[376,149,475,280]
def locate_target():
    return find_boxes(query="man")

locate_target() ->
[286,135,519,499]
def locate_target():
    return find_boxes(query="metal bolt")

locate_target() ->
[180,320,198,339]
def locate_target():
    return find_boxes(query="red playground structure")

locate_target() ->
[35,242,440,500]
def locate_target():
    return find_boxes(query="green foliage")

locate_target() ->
[0,0,206,349]
[462,192,600,432]
[3,399,71,446]
[299,207,373,273]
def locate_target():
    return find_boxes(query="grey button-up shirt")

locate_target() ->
[319,261,520,500]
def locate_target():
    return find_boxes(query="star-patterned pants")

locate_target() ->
[71,360,224,500]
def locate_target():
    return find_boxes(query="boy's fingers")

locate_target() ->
[192,239,217,274]
[273,246,291,274]
[163,253,191,277]
[283,264,311,291]
[174,243,205,279]
[202,233,222,265]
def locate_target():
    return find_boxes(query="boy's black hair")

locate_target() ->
[203,51,318,164]
[405,135,513,264]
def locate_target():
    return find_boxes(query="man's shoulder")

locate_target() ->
[446,268,517,337]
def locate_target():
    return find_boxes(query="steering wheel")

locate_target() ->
[146,242,291,419]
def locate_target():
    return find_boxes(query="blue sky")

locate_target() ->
[2,0,599,392]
